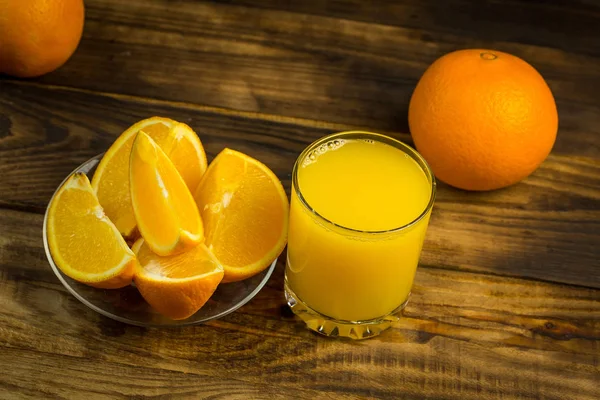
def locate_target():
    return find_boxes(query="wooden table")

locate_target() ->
[1,1,599,398]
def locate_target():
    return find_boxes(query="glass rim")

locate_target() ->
[292,131,437,235]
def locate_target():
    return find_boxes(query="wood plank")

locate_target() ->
[4,0,599,146]
[0,81,599,288]
[0,208,599,400]
[209,0,600,56]
[0,348,340,400]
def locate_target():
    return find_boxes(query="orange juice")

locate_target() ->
[285,132,435,335]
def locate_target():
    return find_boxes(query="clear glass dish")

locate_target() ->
[42,154,277,327]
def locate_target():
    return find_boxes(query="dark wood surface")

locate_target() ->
[1,1,599,399]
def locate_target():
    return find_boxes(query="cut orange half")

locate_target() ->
[91,117,207,238]
[46,173,136,289]
[130,131,203,256]
[134,239,224,320]
[194,149,289,282]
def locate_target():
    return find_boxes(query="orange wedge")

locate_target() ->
[134,239,224,320]
[91,117,207,238]
[194,149,289,282]
[46,173,136,289]
[130,131,203,256]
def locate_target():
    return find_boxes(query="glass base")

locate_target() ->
[284,280,409,340]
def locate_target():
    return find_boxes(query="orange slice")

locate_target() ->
[134,239,224,320]
[46,173,136,289]
[194,149,289,282]
[91,117,207,238]
[130,131,203,256]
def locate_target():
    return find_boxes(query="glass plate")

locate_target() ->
[42,154,277,327]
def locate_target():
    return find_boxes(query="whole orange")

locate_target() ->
[408,49,558,191]
[0,0,84,78]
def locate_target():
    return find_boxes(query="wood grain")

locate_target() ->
[1,1,599,398]
[210,0,600,56]
[0,208,599,400]
[0,348,341,400]
[1,80,598,289]
[3,0,599,148]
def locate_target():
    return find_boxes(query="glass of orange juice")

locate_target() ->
[285,131,436,339]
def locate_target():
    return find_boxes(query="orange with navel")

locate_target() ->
[409,49,558,191]
[0,0,85,77]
